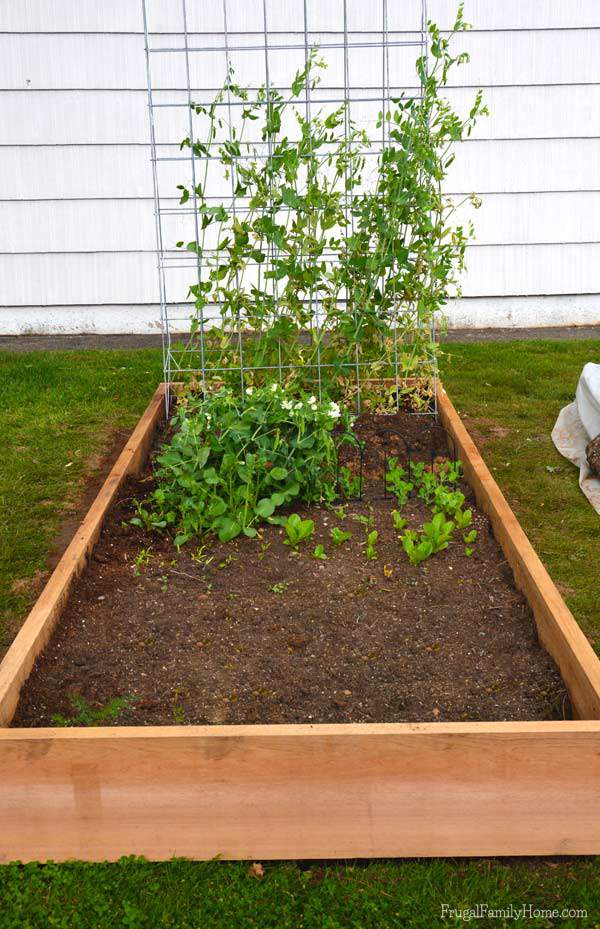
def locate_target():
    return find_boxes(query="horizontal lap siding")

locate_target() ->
[1,1,599,331]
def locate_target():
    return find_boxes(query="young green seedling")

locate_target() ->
[258,541,271,561]
[330,526,352,546]
[401,530,433,566]
[463,528,478,556]
[453,507,472,530]
[438,460,462,484]
[431,487,465,519]
[416,468,439,505]
[385,457,413,506]
[268,581,289,594]
[284,513,315,550]
[338,465,362,499]
[421,512,455,553]
[312,544,328,560]
[52,694,134,728]
[133,547,152,576]
[365,529,379,561]
[391,510,407,533]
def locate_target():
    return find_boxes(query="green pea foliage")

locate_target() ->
[133,385,353,544]
[174,5,487,404]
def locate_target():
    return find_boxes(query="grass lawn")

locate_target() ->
[0,349,162,649]
[1,340,599,927]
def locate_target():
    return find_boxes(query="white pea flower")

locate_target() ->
[328,401,341,419]
[270,382,278,392]
[246,386,254,396]
[281,399,293,411]
[294,401,303,410]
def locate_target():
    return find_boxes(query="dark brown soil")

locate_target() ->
[12,412,570,728]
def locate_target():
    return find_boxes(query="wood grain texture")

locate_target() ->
[437,384,600,720]
[0,384,166,727]
[2,721,600,862]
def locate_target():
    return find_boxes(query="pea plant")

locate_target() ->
[175,4,486,403]
[133,384,353,544]
[176,48,367,392]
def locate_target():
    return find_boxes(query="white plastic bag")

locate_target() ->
[552,362,600,514]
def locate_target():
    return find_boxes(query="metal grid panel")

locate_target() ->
[142,0,431,409]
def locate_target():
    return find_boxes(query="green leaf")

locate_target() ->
[196,447,210,468]
[281,188,300,209]
[255,497,276,518]
[207,496,227,518]
[217,519,241,542]
[202,467,220,485]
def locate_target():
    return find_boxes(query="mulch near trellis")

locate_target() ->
[13,412,570,728]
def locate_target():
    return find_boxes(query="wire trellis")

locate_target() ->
[142,0,434,414]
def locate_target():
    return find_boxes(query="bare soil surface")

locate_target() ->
[13,412,569,728]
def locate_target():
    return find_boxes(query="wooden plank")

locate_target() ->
[0,384,166,727]
[1,721,600,862]
[438,384,600,720]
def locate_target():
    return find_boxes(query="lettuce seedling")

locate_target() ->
[463,528,478,556]
[431,487,466,518]
[284,513,315,549]
[453,507,472,530]
[400,513,454,565]
[401,531,433,566]
[385,457,413,506]
[421,512,455,553]
[312,543,327,560]
[391,510,407,533]
[330,527,352,546]
[365,529,379,561]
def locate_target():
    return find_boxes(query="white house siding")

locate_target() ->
[1,0,599,334]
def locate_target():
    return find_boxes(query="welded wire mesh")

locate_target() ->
[142,0,433,411]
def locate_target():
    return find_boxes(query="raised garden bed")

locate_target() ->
[1,383,600,862]
[12,410,567,728]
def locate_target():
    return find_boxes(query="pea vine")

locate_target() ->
[174,4,487,406]
[132,384,353,544]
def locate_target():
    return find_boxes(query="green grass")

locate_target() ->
[440,340,600,641]
[1,341,600,926]
[0,856,599,929]
[0,349,162,645]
